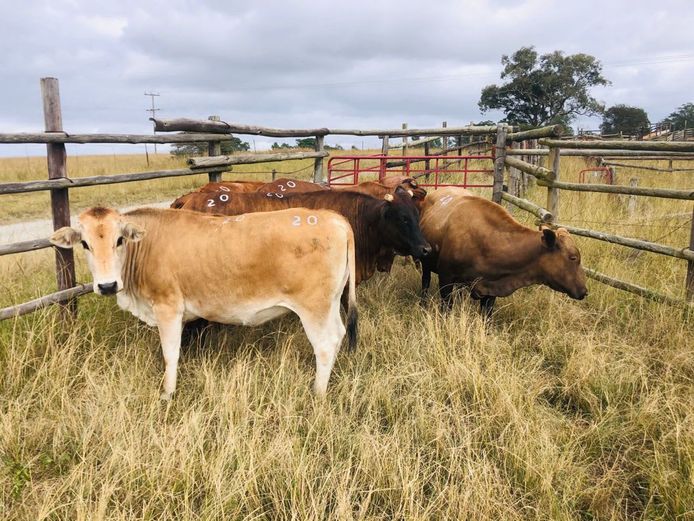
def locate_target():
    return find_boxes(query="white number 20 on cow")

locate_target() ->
[292,215,318,226]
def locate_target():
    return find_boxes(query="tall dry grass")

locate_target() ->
[0,152,693,520]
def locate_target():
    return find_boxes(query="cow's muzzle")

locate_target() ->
[97,281,118,295]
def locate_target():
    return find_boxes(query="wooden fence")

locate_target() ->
[9,77,684,319]
[501,138,694,305]
[3,78,569,321]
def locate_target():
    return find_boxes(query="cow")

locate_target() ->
[49,206,358,400]
[194,180,265,193]
[172,187,431,284]
[258,178,327,196]
[419,187,587,316]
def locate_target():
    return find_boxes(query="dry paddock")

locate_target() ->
[0,154,693,520]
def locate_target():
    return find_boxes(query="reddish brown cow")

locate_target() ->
[419,187,587,316]
[193,180,265,193]
[258,178,327,197]
[173,188,431,284]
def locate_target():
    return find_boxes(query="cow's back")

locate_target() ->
[123,207,353,323]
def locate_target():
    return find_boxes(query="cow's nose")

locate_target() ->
[421,244,433,257]
[98,282,118,295]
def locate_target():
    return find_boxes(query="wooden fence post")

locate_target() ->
[207,115,222,183]
[402,123,408,157]
[546,146,561,219]
[41,77,77,316]
[686,206,694,302]
[492,124,508,203]
[313,135,325,183]
[380,134,389,180]
[509,141,522,197]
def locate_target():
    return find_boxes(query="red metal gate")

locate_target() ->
[327,153,495,189]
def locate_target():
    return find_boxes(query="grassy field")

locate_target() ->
[0,152,693,519]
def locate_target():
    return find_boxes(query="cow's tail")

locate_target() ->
[345,227,358,352]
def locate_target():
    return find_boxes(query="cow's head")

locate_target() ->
[399,178,427,202]
[379,187,432,259]
[537,227,587,300]
[49,207,145,295]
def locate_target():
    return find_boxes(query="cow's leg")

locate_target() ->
[480,296,496,320]
[421,264,432,303]
[439,273,455,312]
[299,304,345,397]
[154,305,184,401]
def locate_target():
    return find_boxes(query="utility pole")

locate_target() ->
[144,91,160,153]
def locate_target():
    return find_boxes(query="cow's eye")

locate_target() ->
[116,237,124,247]
[81,241,90,251]
[569,255,578,261]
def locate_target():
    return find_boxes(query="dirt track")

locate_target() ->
[0,201,172,245]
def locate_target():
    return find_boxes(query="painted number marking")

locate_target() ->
[219,186,230,192]
[440,195,453,206]
[219,194,229,202]
[292,215,319,226]
[287,180,296,188]
[207,199,215,207]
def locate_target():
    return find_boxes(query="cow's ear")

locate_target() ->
[50,227,81,249]
[121,222,145,242]
[541,228,557,249]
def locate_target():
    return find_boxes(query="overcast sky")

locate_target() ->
[1,0,693,156]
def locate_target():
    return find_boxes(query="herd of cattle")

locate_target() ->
[50,175,587,400]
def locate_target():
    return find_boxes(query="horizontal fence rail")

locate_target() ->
[584,269,689,307]
[0,283,94,320]
[151,117,502,137]
[0,238,53,257]
[506,149,694,158]
[501,192,553,222]
[535,179,694,200]
[187,151,328,168]
[0,133,238,144]
[0,166,229,195]
[539,139,694,153]
[555,223,694,262]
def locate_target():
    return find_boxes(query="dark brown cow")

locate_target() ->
[419,187,587,316]
[173,187,431,284]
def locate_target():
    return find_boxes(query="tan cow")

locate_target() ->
[50,206,358,399]
[419,187,587,315]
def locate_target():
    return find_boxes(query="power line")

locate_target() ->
[144,91,160,153]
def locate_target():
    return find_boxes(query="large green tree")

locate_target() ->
[479,47,609,128]
[170,136,250,156]
[600,105,650,136]
[662,102,694,130]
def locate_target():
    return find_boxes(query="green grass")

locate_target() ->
[0,152,693,519]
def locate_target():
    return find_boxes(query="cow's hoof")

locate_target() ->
[160,392,173,402]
